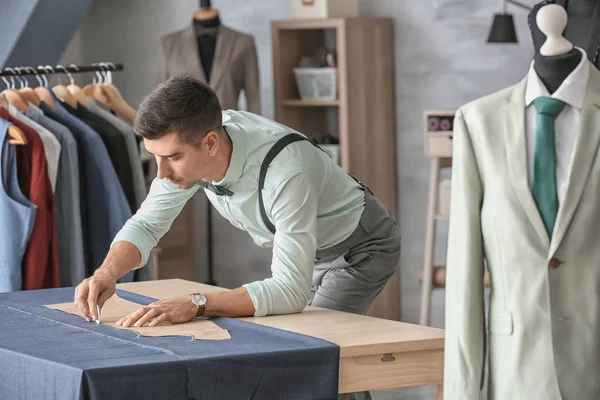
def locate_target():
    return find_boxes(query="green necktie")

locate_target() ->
[532,96,566,238]
[198,180,234,196]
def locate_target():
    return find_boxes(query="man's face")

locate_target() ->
[144,131,217,189]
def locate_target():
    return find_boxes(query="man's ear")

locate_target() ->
[203,131,220,156]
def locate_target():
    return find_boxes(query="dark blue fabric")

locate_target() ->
[39,98,134,283]
[0,287,339,400]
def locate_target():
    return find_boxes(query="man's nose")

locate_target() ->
[156,158,172,180]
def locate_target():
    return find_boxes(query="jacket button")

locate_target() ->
[549,258,562,269]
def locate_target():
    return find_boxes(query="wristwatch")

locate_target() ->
[191,293,207,317]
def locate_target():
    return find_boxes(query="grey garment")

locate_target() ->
[25,105,86,286]
[85,98,156,281]
[311,188,401,400]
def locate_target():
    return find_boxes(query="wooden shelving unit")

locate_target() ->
[271,18,399,321]
[419,110,490,326]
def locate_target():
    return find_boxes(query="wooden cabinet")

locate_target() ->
[271,18,399,320]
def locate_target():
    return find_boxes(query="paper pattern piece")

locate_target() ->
[45,294,231,340]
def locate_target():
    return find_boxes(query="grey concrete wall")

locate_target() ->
[59,0,539,330]
[0,0,38,67]
[2,0,93,68]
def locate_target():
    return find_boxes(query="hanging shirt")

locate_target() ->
[39,101,133,281]
[61,101,137,214]
[113,110,366,316]
[7,104,61,193]
[25,104,86,287]
[0,108,59,290]
[0,118,36,292]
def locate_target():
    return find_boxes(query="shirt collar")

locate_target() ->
[210,123,246,187]
[25,103,43,120]
[525,46,589,109]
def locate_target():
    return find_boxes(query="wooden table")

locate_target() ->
[118,279,445,398]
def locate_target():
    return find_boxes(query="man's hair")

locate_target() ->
[133,75,222,146]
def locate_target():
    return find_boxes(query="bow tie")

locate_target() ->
[198,180,234,196]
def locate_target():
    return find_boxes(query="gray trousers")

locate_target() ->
[309,188,401,400]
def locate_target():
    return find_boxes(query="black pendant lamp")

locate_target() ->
[487,0,533,44]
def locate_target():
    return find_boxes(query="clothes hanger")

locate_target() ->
[15,67,41,107]
[82,65,107,102]
[1,71,28,113]
[7,123,27,145]
[83,63,137,124]
[66,64,88,106]
[34,66,57,109]
[52,65,79,109]
[0,93,27,145]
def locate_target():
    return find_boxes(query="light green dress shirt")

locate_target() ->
[112,110,365,316]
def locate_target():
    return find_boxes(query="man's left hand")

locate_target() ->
[116,296,198,328]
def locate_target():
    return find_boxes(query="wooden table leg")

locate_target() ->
[437,383,443,400]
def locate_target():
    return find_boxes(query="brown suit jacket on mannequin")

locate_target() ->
[158,25,260,114]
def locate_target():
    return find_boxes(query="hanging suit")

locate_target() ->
[0,118,36,292]
[39,100,133,282]
[158,25,261,113]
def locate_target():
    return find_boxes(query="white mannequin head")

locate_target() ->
[537,4,574,56]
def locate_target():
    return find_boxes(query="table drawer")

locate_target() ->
[339,348,443,393]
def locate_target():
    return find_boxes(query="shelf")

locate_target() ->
[282,99,340,107]
[272,18,398,321]
[425,134,453,158]
[419,266,491,289]
[426,130,453,136]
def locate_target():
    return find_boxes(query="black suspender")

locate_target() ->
[258,133,318,234]
[258,133,365,235]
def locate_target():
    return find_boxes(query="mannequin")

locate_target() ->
[533,4,581,93]
[193,0,220,83]
[157,0,261,291]
[529,0,600,70]
[444,2,600,399]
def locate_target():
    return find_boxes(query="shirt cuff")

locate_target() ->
[242,281,270,317]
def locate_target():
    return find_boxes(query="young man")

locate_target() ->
[75,76,400,330]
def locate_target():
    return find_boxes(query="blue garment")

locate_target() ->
[25,105,86,286]
[0,118,36,292]
[39,102,133,282]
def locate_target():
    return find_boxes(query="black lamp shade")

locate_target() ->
[487,14,518,43]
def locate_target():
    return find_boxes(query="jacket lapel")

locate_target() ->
[549,64,600,256]
[502,77,551,248]
[180,27,208,83]
[209,26,236,89]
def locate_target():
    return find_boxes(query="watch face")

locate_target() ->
[192,293,206,307]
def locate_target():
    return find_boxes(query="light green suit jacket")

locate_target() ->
[444,62,600,399]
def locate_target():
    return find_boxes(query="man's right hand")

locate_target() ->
[74,271,117,322]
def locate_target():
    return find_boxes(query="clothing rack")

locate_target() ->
[0,63,123,77]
